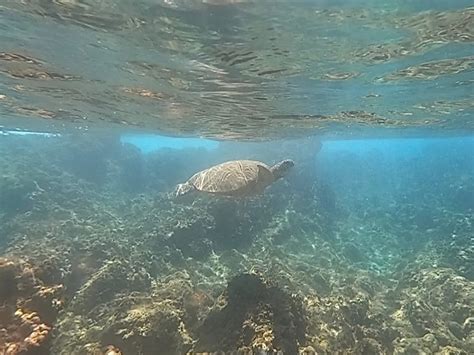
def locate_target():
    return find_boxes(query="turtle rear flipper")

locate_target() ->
[175,182,196,197]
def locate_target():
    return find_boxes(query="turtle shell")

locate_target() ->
[188,160,275,196]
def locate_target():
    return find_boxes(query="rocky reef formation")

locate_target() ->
[389,267,474,354]
[194,273,306,353]
[0,134,473,354]
[0,257,64,354]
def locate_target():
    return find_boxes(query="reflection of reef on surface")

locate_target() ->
[1,4,473,139]
[382,56,474,81]
[355,7,474,64]
[0,135,473,354]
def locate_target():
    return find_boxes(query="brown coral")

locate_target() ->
[0,257,64,355]
[1,308,51,355]
[104,344,123,355]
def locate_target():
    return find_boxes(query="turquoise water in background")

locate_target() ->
[124,134,474,164]
[10,129,471,158]
[4,127,473,165]
[321,136,474,157]
[121,133,219,152]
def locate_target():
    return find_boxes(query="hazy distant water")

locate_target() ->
[121,133,219,153]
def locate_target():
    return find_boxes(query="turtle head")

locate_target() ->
[270,159,295,180]
[175,182,196,198]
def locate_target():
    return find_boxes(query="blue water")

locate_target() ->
[121,133,219,153]
[4,128,473,158]
[322,136,474,158]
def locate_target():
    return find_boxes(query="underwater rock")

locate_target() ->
[163,197,273,258]
[0,258,17,302]
[163,204,217,259]
[52,273,195,355]
[436,345,470,354]
[303,281,400,354]
[183,287,214,329]
[104,299,189,355]
[104,345,123,355]
[193,273,307,354]
[69,258,151,314]
[391,267,474,353]
[463,316,474,335]
[203,198,267,250]
[0,257,64,355]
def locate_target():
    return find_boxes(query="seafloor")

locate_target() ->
[0,134,472,355]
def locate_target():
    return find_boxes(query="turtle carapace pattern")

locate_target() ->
[175,159,294,197]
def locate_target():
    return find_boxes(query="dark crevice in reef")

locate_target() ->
[195,273,307,354]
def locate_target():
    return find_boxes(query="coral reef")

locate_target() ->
[0,257,64,355]
[193,273,306,354]
[0,134,472,354]
[389,267,474,354]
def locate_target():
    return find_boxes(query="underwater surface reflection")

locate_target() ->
[0,133,472,354]
[0,0,473,138]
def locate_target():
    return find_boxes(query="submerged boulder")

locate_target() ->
[193,273,307,354]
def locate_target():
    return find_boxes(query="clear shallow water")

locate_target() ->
[0,0,473,139]
[121,133,219,152]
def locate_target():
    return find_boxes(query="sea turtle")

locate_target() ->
[175,159,294,197]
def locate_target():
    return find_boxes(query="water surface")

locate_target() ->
[0,0,472,138]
